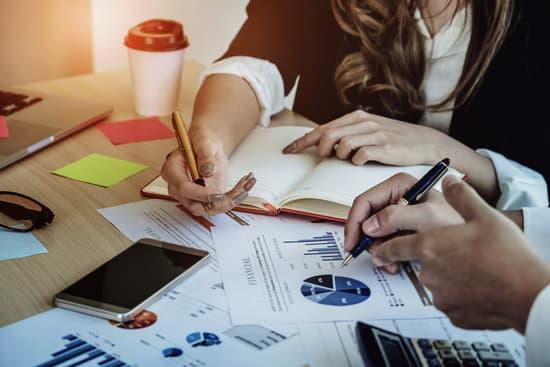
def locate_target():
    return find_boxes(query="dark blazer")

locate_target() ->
[221,0,550,191]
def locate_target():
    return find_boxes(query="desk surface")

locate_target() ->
[0,61,314,326]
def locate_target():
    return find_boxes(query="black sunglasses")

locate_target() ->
[0,191,54,232]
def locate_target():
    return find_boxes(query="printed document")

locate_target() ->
[211,212,441,325]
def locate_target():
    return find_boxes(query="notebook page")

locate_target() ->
[281,158,462,207]
[226,126,321,206]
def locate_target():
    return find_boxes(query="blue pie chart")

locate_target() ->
[301,274,370,306]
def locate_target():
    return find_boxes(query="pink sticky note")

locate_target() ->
[0,116,9,139]
[96,116,175,145]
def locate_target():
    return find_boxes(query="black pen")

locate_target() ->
[342,158,451,266]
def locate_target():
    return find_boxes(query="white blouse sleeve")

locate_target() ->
[476,149,548,210]
[526,284,550,367]
[522,207,550,366]
[198,56,286,127]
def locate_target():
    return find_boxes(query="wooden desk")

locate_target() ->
[0,61,314,326]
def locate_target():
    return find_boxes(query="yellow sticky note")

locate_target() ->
[53,153,148,187]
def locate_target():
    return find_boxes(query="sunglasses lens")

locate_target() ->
[0,193,42,211]
[0,209,33,231]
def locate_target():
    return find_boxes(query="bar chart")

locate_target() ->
[283,231,343,262]
[35,334,127,367]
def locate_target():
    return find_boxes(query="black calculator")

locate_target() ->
[355,322,519,367]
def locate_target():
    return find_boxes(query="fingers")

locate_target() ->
[344,173,416,251]
[334,131,383,160]
[317,122,380,157]
[370,233,421,263]
[442,176,490,221]
[193,138,220,177]
[162,149,257,216]
[282,110,370,154]
[351,146,386,165]
[362,202,441,238]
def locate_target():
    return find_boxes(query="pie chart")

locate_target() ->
[301,274,370,306]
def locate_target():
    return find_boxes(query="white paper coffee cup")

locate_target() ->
[124,19,189,117]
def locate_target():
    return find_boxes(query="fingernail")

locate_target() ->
[282,142,297,154]
[244,177,256,192]
[371,256,384,267]
[199,162,214,176]
[232,191,248,206]
[208,194,226,203]
[363,215,380,234]
[386,263,400,274]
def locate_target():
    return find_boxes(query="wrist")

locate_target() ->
[502,210,524,230]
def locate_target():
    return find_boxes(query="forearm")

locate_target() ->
[190,74,261,156]
[435,139,501,204]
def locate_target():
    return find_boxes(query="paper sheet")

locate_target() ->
[211,212,441,324]
[98,199,224,308]
[97,117,175,145]
[0,287,305,367]
[52,153,148,187]
[0,116,8,138]
[0,229,47,261]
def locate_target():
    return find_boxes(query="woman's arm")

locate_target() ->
[190,73,260,161]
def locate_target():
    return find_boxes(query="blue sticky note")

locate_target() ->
[0,229,48,261]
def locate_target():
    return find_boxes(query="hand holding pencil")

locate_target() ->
[161,111,256,217]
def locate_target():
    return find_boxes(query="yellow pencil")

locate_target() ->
[171,111,205,186]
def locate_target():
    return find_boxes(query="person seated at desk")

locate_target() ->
[344,173,550,366]
[161,0,549,217]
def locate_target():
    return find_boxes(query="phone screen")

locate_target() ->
[60,241,205,309]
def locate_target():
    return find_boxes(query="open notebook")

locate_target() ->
[142,126,462,222]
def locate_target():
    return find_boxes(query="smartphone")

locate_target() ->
[54,238,209,322]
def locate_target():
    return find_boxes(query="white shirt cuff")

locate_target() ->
[522,207,550,262]
[477,149,548,210]
[198,56,286,127]
[526,284,550,367]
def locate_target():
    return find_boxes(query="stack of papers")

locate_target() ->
[0,199,527,366]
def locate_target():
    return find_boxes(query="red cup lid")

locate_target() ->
[124,19,189,52]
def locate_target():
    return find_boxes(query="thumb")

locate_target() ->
[194,138,220,177]
[442,176,491,221]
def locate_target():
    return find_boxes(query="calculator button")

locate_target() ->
[443,359,460,367]
[426,358,442,367]
[482,362,499,367]
[434,339,452,349]
[423,348,437,359]
[463,361,480,367]
[490,343,509,353]
[472,342,491,352]
[458,350,477,361]
[417,338,433,349]
[439,349,456,360]
[477,351,515,362]
[501,362,518,367]
[452,341,471,350]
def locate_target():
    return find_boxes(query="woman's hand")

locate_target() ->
[283,110,455,166]
[161,130,256,217]
[283,109,501,203]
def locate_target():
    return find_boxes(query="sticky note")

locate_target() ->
[0,229,48,261]
[0,116,8,138]
[53,153,148,187]
[96,116,175,145]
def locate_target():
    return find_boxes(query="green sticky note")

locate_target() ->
[53,153,148,187]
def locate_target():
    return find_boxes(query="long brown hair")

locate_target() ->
[331,0,514,122]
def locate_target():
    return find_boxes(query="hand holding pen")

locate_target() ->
[160,111,256,217]
[343,159,464,271]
